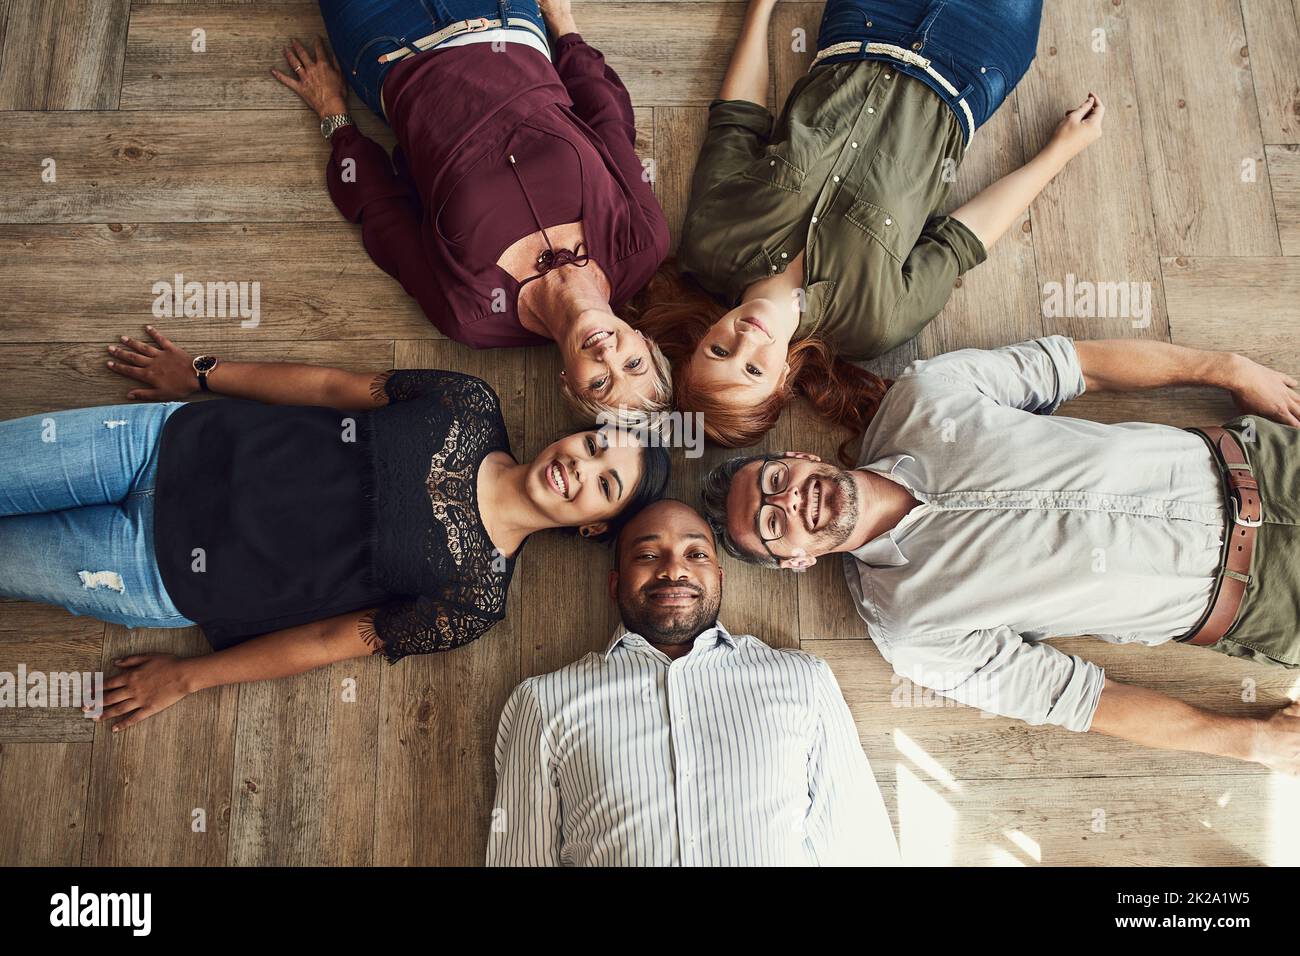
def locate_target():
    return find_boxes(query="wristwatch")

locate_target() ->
[320,113,353,139]
[192,355,219,392]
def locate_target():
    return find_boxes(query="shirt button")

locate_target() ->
[884,217,892,225]
[865,19,873,27]
[833,175,841,182]
[851,141,859,148]
[780,252,788,258]
[810,216,818,224]
[980,66,987,74]
[769,160,776,166]
[885,73,892,80]
[867,107,876,114]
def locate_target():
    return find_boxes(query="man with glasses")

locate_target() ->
[700,336,1300,772]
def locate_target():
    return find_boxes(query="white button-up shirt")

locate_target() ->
[844,337,1226,732]
[486,623,900,866]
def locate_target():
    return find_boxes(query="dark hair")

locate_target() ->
[699,453,779,568]
[559,426,670,544]
[611,497,714,570]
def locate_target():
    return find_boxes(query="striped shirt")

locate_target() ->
[486,622,900,867]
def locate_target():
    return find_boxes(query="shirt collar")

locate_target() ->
[604,620,737,659]
[848,458,919,568]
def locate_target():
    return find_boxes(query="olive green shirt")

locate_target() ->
[678,61,987,361]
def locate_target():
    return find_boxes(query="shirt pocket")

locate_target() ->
[740,148,807,193]
[845,197,910,263]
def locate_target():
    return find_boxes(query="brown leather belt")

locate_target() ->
[1182,426,1262,646]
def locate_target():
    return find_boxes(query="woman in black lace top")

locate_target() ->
[0,325,669,731]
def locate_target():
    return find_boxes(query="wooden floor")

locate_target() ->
[1,0,1299,866]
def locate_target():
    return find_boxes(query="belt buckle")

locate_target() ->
[1231,493,1263,528]
[466,17,490,32]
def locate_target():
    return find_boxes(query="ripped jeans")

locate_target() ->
[0,403,195,629]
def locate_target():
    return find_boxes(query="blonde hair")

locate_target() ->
[560,333,674,425]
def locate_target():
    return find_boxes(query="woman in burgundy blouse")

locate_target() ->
[272,0,672,420]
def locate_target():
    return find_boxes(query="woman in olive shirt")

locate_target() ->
[639,0,1104,453]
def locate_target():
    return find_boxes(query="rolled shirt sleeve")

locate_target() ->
[882,627,1107,732]
[486,679,563,867]
[906,335,1087,414]
[886,215,988,350]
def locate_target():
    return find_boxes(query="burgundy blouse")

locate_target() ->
[326,34,669,348]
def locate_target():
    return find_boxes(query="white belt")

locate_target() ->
[811,40,975,147]
[378,16,550,64]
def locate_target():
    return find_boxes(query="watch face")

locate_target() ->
[320,117,331,137]
[194,355,217,373]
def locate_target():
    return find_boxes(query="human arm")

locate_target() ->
[91,608,380,731]
[1074,339,1300,426]
[1090,679,1300,774]
[718,0,779,105]
[485,679,564,866]
[950,93,1105,250]
[804,658,901,865]
[105,325,388,409]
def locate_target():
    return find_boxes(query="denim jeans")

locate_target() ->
[817,0,1044,138]
[320,0,549,120]
[0,402,195,629]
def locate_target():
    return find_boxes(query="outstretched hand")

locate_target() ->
[271,36,349,119]
[1227,355,1300,427]
[106,325,198,401]
[88,654,194,733]
[1049,92,1105,158]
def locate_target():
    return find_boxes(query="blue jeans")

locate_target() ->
[320,0,549,120]
[0,403,194,629]
[817,0,1043,139]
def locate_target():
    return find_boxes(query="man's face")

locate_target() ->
[611,501,724,645]
[725,454,860,569]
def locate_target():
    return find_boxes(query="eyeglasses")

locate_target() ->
[755,458,791,561]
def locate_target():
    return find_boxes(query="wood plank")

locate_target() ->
[373,339,524,865]
[771,1,814,109]
[920,96,1045,355]
[1241,0,1300,144]
[809,636,1300,782]
[873,773,1293,865]
[0,604,104,742]
[0,742,91,865]
[0,224,434,341]
[122,2,744,111]
[227,657,381,865]
[0,0,131,110]
[82,626,239,865]
[0,110,396,224]
[1128,0,1279,256]
[652,107,707,251]
[1162,256,1300,374]
[1016,0,1170,340]
[0,341,395,419]
[1268,144,1300,255]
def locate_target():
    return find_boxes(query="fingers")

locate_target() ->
[127,388,163,402]
[107,360,150,383]
[99,700,140,722]
[292,38,313,67]
[270,66,301,91]
[106,344,148,367]
[114,655,151,667]
[113,707,156,732]
[145,324,174,351]
[314,36,328,65]
[282,43,304,75]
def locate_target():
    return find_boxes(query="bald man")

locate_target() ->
[486,499,900,867]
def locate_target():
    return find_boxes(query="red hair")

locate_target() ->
[627,264,890,465]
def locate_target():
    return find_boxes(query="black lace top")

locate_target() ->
[366,369,517,662]
[153,370,517,662]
